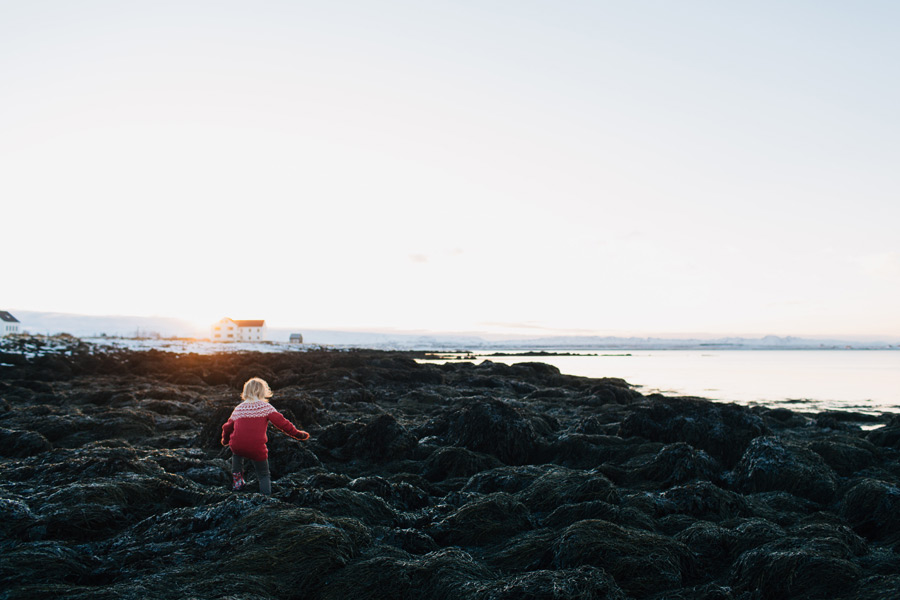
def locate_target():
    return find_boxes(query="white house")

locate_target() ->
[211,318,267,342]
[289,333,304,344]
[1,311,21,337]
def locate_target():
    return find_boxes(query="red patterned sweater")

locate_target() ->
[221,400,309,461]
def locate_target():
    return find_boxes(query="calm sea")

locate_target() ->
[421,350,900,415]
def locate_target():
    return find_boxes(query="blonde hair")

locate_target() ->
[241,377,273,402]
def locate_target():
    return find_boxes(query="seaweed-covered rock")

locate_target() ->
[674,522,738,577]
[660,481,751,521]
[548,433,630,468]
[732,437,838,503]
[408,548,495,600]
[866,416,900,449]
[618,396,768,467]
[198,405,234,450]
[730,538,861,599]
[482,566,627,600]
[622,442,720,489]
[343,414,417,462]
[806,436,878,477]
[229,364,277,390]
[2,344,898,600]
[728,518,787,555]
[838,478,900,543]
[226,503,372,594]
[422,446,504,482]
[423,398,544,465]
[551,519,696,596]
[0,427,52,457]
[515,466,619,513]
[430,492,532,546]
[315,487,399,526]
[544,499,655,531]
[276,393,322,427]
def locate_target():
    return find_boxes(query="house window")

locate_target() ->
[227,334,233,338]
[214,326,221,331]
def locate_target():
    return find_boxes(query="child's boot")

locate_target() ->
[232,471,245,491]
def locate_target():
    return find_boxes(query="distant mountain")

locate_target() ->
[10,310,204,338]
[7,310,897,350]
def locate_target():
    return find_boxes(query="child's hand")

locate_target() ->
[296,431,310,441]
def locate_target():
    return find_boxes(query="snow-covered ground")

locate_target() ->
[84,337,326,354]
[0,335,330,358]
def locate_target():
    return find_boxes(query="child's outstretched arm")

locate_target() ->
[268,411,310,441]
[221,419,235,446]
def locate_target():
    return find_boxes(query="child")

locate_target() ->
[221,377,309,495]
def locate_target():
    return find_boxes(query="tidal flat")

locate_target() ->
[1,341,899,599]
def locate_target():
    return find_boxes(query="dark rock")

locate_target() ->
[343,414,417,462]
[807,435,878,477]
[727,518,787,555]
[618,396,768,468]
[867,418,900,449]
[838,478,900,543]
[276,393,322,426]
[548,433,626,468]
[420,397,544,465]
[486,528,557,571]
[1,344,895,600]
[318,420,363,450]
[544,499,656,531]
[228,364,277,390]
[198,405,234,450]
[462,465,549,495]
[430,492,532,546]
[514,466,619,513]
[226,503,372,595]
[481,566,627,600]
[347,475,393,498]
[621,442,721,489]
[744,491,820,527]
[660,481,751,521]
[0,427,52,457]
[791,522,868,557]
[848,575,900,600]
[421,446,504,482]
[380,527,439,554]
[551,519,696,597]
[730,538,861,600]
[732,436,838,503]
[674,521,738,577]
[315,488,398,526]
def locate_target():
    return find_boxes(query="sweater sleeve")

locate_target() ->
[221,419,235,446]
[268,410,310,441]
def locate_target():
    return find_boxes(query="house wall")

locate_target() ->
[211,319,237,342]
[211,319,267,342]
[1,321,20,337]
[236,325,267,342]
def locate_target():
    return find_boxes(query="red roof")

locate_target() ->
[233,320,265,328]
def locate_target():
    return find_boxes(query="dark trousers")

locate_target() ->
[232,453,272,495]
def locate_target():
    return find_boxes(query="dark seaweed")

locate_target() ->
[1,343,899,599]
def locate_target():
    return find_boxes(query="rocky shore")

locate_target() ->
[1,341,899,599]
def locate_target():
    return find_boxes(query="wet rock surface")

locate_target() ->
[1,343,899,599]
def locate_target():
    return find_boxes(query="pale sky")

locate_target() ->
[2,1,899,338]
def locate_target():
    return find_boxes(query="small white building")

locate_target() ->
[1,311,21,337]
[289,333,304,344]
[211,318,267,342]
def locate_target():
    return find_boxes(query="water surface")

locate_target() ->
[421,350,900,414]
